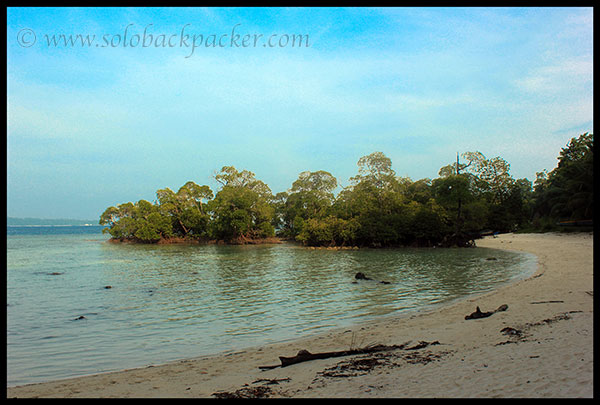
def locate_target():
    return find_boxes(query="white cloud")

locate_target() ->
[515,59,593,95]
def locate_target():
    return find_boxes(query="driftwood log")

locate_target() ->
[259,341,440,370]
[260,345,401,370]
[530,300,564,304]
[464,304,508,320]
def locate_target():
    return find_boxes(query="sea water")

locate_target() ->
[6,226,537,386]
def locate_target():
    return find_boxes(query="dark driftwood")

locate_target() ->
[258,341,442,370]
[465,304,508,320]
[530,300,564,304]
[405,340,440,350]
[259,344,406,370]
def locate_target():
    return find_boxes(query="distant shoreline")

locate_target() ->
[7,217,98,226]
[7,224,103,227]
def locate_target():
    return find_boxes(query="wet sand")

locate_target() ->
[7,232,593,398]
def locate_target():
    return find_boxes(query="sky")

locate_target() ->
[7,7,594,220]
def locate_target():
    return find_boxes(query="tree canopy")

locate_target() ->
[100,133,593,245]
[532,133,593,224]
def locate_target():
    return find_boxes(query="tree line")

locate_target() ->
[100,132,593,246]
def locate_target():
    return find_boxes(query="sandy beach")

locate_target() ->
[6,232,593,398]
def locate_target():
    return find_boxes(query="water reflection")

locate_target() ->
[8,237,536,386]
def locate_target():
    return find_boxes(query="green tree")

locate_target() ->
[208,166,275,241]
[410,200,449,246]
[99,206,121,229]
[134,211,174,242]
[99,202,139,239]
[156,182,213,237]
[350,151,398,193]
[335,152,408,246]
[296,216,359,246]
[405,178,433,204]
[431,173,478,239]
[277,170,338,238]
[533,133,593,221]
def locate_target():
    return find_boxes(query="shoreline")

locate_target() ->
[7,232,593,398]
[106,236,286,245]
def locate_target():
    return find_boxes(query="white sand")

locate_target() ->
[7,232,593,398]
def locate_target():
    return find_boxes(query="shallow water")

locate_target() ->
[6,227,536,386]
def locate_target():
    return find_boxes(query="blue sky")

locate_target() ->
[7,7,593,220]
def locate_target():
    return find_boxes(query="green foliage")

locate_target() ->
[134,221,162,242]
[432,175,474,208]
[410,201,450,246]
[275,170,338,238]
[107,216,137,239]
[208,167,275,241]
[296,216,359,246]
[100,134,592,246]
[534,133,593,221]
[99,200,174,242]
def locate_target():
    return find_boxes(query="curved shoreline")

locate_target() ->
[7,232,593,398]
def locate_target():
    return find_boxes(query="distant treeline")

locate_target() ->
[7,217,96,226]
[100,133,593,247]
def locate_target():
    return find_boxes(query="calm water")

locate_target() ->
[6,226,537,386]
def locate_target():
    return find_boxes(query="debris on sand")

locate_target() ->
[465,304,508,320]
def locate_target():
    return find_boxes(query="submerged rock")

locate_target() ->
[355,272,390,284]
